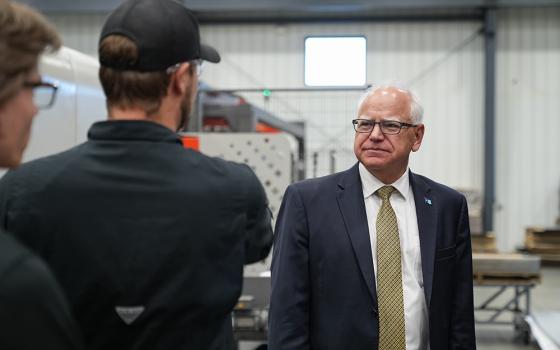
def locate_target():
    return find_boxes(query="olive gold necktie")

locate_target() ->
[376,185,406,350]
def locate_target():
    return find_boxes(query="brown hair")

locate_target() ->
[99,35,171,115]
[0,0,61,106]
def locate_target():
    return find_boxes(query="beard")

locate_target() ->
[177,98,192,131]
[178,93,191,132]
[177,80,198,132]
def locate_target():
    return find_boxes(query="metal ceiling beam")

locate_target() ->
[197,12,484,24]
[17,0,560,15]
[483,8,497,234]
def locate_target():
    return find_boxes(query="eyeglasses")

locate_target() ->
[192,59,204,76]
[166,59,205,76]
[22,80,58,109]
[352,118,418,135]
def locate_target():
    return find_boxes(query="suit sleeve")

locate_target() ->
[243,166,273,264]
[269,184,310,350]
[450,196,476,349]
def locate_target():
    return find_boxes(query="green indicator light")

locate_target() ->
[262,89,271,97]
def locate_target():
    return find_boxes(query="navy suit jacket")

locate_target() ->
[269,164,475,350]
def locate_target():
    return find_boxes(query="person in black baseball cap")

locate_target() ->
[99,0,220,71]
[98,0,220,131]
[0,0,273,349]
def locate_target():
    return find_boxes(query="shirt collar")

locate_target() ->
[88,120,183,145]
[358,163,410,200]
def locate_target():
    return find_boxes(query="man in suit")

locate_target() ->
[0,0,273,349]
[269,84,475,350]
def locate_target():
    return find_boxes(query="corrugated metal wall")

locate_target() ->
[495,8,560,251]
[49,14,106,55]
[201,21,484,193]
[46,8,560,251]
[48,15,484,189]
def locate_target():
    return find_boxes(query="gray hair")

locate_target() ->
[357,82,424,124]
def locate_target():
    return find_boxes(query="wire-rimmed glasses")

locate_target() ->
[352,118,417,135]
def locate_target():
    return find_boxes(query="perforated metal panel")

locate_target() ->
[185,132,298,274]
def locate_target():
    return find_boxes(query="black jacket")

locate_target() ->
[0,120,273,350]
[0,231,84,350]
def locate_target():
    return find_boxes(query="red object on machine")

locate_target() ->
[256,122,280,133]
[181,136,200,151]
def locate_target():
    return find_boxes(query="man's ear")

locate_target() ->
[171,62,193,95]
[411,123,425,152]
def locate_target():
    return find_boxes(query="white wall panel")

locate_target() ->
[47,13,485,222]
[201,21,484,190]
[49,14,106,56]
[45,14,484,192]
[495,8,560,251]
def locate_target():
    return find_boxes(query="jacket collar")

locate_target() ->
[409,171,436,308]
[336,163,378,307]
[358,163,411,200]
[88,120,183,145]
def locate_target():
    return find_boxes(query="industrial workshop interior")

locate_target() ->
[2,0,560,349]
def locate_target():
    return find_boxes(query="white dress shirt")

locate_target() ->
[358,163,430,350]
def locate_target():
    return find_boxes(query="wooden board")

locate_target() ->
[471,234,497,253]
[472,253,541,275]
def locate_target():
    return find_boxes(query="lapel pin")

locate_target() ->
[424,198,432,205]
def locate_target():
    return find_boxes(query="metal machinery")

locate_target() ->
[182,85,306,229]
[189,85,306,181]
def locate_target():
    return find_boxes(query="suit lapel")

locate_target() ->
[410,171,437,308]
[336,164,377,307]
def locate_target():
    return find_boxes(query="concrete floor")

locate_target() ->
[476,266,560,350]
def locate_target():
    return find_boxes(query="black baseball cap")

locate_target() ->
[99,0,220,71]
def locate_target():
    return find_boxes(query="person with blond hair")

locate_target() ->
[0,1,83,349]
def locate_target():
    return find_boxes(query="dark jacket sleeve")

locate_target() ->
[242,165,273,264]
[450,196,476,349]
[0,246,84,350]
[269,184,310,350]
[0,171,14,230]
